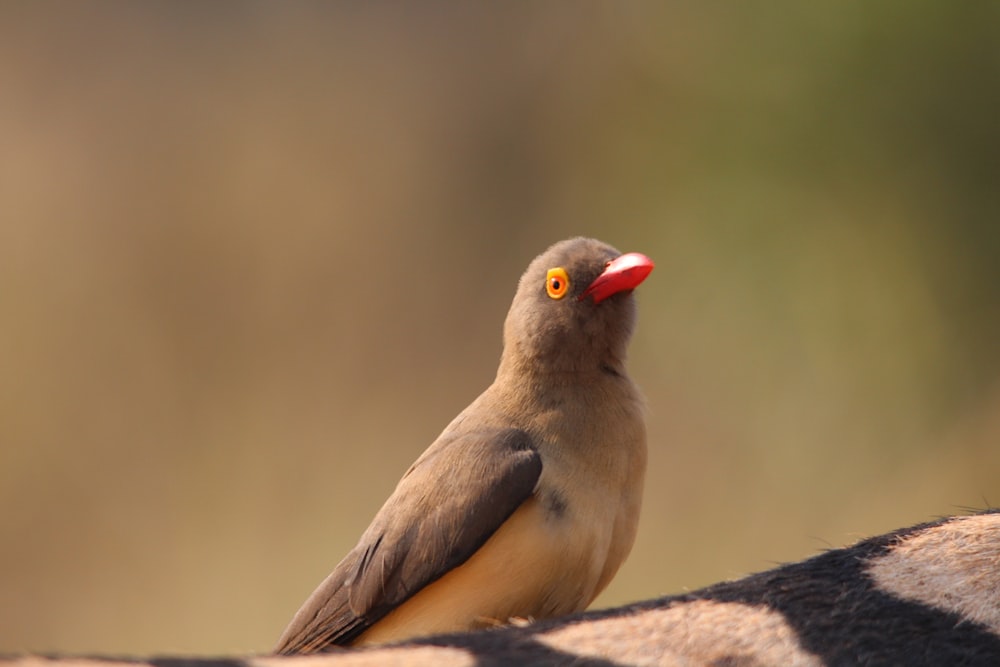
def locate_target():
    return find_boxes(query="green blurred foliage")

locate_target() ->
[1,1,998,655]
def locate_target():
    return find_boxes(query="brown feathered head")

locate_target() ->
[501,237,654,376]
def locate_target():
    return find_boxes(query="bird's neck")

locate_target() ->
[495,350,630,390]
[496,333,630,380]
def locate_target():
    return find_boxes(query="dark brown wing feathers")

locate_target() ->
[274,428,541,653]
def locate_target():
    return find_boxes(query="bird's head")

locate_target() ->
[500,237,654,377]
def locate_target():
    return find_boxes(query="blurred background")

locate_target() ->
[1,1,998,655]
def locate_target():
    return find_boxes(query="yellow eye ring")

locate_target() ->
[545,267,570,300]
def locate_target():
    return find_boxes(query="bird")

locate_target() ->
[274,237,654,653]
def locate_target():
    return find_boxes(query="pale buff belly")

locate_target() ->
[353,495,614,646]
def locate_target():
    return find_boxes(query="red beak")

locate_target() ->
[579,252,654,304]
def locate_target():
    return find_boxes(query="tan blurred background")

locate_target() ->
[1,1,999,656]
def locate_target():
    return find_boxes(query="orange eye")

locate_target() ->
[545,267,570,300]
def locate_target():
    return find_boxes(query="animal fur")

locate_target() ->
[7,510,999,666]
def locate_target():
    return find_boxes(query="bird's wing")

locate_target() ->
[274,427,542,653]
